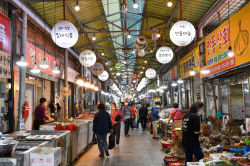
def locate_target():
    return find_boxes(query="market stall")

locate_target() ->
[0,130,70,166]
[160,117,250,166]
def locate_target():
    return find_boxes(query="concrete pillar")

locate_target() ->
[177,51,182,110]
[18,11,27,131]
[64,49,68,119]
[80,65,83,113]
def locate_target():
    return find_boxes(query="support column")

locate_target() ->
[18,11,27,131]
[64,49,68,119]
[80,65,84,113]
[177,50,182,110]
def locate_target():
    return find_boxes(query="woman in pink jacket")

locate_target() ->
[110,102,123,149]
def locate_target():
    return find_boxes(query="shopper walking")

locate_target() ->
[110,102,123,149]
[182,101,204,165]
[151,102,160,139]
[130,103,138,130]
[93,103,113,158]
[168,103,183,123]
[122,99,131,137]
[139,104,148,131]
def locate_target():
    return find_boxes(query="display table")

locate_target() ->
[159,119,172,140]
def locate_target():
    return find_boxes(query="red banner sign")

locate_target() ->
[26,42,59,76]
[201,57,235,77]
[0,13,11,54]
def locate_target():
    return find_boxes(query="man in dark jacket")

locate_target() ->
[93,103,113,157]
[139,104,148,131]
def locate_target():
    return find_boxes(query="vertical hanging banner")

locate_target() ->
[200,3,250,78]
[180,47,200,78]
[61,67,79,84]
[0,12,11,79]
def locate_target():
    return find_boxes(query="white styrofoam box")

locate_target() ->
[30,147,62,166]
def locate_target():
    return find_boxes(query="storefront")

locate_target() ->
[200,2,250,120]
[13,41,60,130]
[179,47,200,110]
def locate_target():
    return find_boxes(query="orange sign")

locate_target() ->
[26,42,59,77]
[201,3,250,78]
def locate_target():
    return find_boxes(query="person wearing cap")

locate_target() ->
[151,102,161,139]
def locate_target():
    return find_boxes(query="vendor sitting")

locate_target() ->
[33,98,54,130]
[168,103,183,123]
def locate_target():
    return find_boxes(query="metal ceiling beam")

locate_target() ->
[197,0,227,38]
[151,0,180,58]
[9,0,79,59]
[65,2,109,68]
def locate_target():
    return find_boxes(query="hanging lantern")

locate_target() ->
[98,71,109,81]
[79,50,96,67]
[123,87,126,91]
[51,21,79,48]
[156,46,174,64]
[120,81,124,85]
[130,88,133,92]
[132,74,137,79]
[145,68,156,79]
[131,84,134,88]
[115,63,121,70]
[91,63,104,76]
[170,21,196,46]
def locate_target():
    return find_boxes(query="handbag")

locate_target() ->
[108,133,115,149]
[115,115,121,122]
[92,134,97,144]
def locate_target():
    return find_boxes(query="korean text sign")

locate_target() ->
[26,42,59,77]
[0,12,11,54]
[201,3,250,78]
[180,47,200,78]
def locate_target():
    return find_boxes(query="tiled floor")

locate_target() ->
[73,123,166,166]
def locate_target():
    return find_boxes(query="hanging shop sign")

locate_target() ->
[180,47,200,78]
[170,21,196,46]
[145,68,156,79]
[200,3,250,78]
[145,93,152,98]
[79,50,96,67]
[156,46,174,64]
[115,63,121,70]
[26,42,60,81]
[141,78,149,85]
[0,13,11,54]
[61,66,79,84]
[91,63,104,76]
[98,71,109,81]
[163,65,177,83]
[132,74,137,79]
[106,79,114,86]
[51,21,79,48]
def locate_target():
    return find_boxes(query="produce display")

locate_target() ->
[161,117,250,166]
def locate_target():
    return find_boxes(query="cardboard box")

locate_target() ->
[30,147,62,166]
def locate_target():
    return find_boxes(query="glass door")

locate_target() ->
[230,84,244,119]
[221,85,228,114]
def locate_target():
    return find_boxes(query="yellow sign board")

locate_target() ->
[200,3,250,78]
[180,47,200,78]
